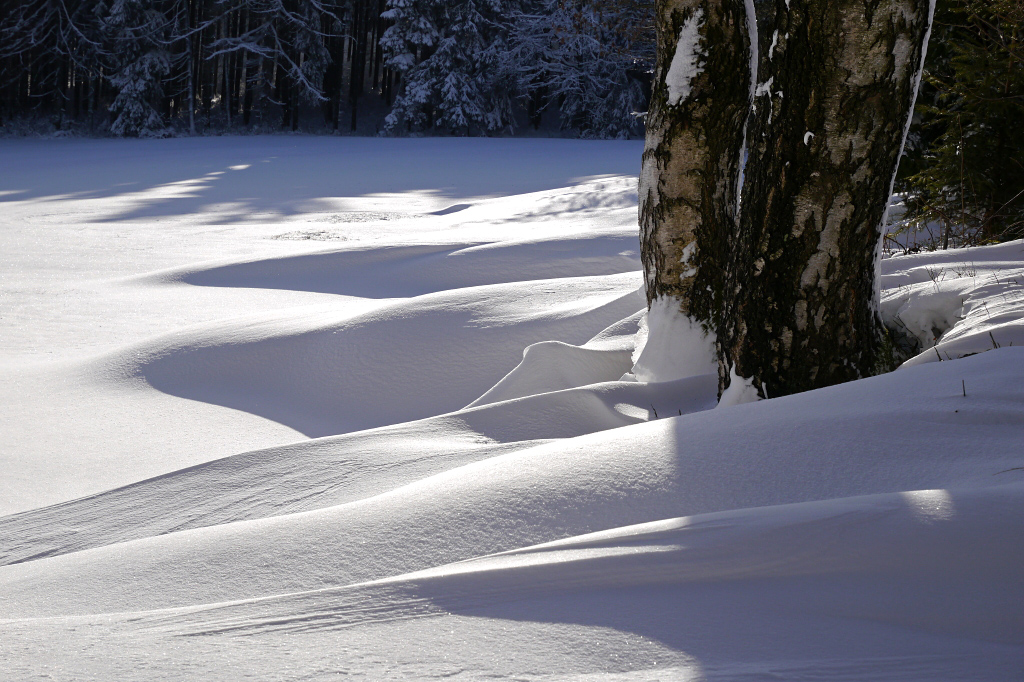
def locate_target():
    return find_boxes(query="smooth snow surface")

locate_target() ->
[2,137,1023,682]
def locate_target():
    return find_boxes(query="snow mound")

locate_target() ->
[628,296,718,382]
[111,273,643,437]
[468,341,634,408]
[466,306,644,408]
[170,483,1024,648]
[3,138,1023,681]
[2,349,1020,618]
[155,233,640,299]
[880,240,1024,366]
[0,375,717,567]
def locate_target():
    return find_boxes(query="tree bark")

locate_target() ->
[241,10,252,127]
[717,0,934,398]
[349,4,367,132]
[187,2,196,136]
[640,0,755,332]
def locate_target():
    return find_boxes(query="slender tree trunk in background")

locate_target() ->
[249,55,263,126]
[188,32,196,134]
[384,68,394,105]
[215,16,225,123]
[349,5,366,132]
[639,0,755,327]
[240,9,252,126]
[90,68,101,130]
[196,1,211,127]
[222,14,232,127]
[334,44,343,131]
[718,0,934,397]
[58,59,68,129]
[233,12,242,118]
[280,80,289,129]
[203,64,212,125]
[243,64,253,126]
[86,71,94,130]
[291,52,301,131]
[371,4,384,93]
[72,65,80,119]
[276,52,288,129]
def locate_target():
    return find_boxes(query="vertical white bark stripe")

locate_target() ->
[666,8,705,106]
[875,0,936,314]
[737,0,759,220]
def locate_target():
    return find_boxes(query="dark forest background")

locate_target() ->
[0,0,654,137]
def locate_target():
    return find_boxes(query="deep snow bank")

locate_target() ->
[2,138,1022,682]
[2,348,1021,618]
[880,240,1024,364]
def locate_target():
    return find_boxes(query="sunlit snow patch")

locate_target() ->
[717,364,760,407]
[879,240,1024,366]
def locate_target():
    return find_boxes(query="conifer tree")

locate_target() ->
[208,0,337,117]
[901,0,1024,246]
[381,0,518,134]
[105,0,172,137]
[510,0,654,138]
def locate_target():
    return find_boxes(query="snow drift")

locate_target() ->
[1,137,1022,682]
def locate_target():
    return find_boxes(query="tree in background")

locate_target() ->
[206,0,338,131]
[0,0,109,130]
[899,0,1024,247]
[0,0,653,136]
[0,0,393,135]
[510,0,654,138]
[380,0,518,134]
[104,0,172,136]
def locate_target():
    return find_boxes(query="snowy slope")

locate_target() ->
[880,241,1024,364]
[0,137,642,513]
[1,137,1022,681]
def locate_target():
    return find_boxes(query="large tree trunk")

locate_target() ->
[717,0,934,398]
[636,0,755,381]
[640,0,755,325]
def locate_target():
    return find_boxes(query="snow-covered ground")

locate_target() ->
[1,137,1022,681]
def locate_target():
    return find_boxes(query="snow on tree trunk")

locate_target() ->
[715,0,934,398]
[638,0,755,370]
